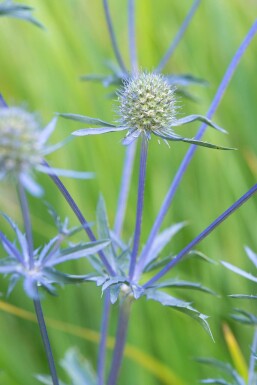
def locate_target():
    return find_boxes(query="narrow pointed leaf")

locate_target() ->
[43,268,95,285]
[245,246,257,268]
[36,374,67,385]
[229,294,257,299]
[122,129,141,145]
[110,283,122,304]
[0,231,24,264]
[197,358,245,385]
[201,379,232,385]
[1,213,29,259]
[156,132,235,150]
[149,279,216,295]
[221,261,257,283]
[165,74,208,87]
[60,348,97,385]
[20,172,43,197]
[36,165,94,179]
[140,222,186,269]
[145,289,213,339]
[72,126,126,136]
[171,114,227,134]
[38,117,58,146]
[59,113,116,127]
[46,240,110,266]
[231,309,257,325]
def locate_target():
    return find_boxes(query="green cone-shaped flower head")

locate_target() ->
[0,107,42,176]
[118,72,176,135]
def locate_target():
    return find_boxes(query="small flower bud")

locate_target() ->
[118,72,176,135]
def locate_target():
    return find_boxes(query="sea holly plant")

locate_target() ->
[1,2,257,385]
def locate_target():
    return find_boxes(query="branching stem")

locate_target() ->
[98,290,111,385]
[103,0,127,74]
[144,182,257,287]
[107,298,132,385]
[156,0,201,73]
[42,160,115,276]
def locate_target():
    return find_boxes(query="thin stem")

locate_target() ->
[107,298,132,385]
[98,290,111,385]
[156,0,201,73]
[17,182,34,268]
[129,136,148,280]
[114,141,137,238]
[103,0,127,74]
[136,19,257,277]
[248,327,257,385]
[34,294,59,385]
[0,94,8,108]
[17,182,59,385]
[42,160,115,276]
[144,182,257,287]
[128,0,138,74]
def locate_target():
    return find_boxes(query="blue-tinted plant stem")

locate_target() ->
[114,141,136,238]
[42,160,115,276]
[0,94,8,108]
[128,0,138,74]
[248,327,257,385]
[107,298,132,385]
[17,182,34,269]
[144,182,257,287]
[33,294,60,385]
[98,290,111,385]
[17,182,59,385]
[156,0,201,73]
[136,19,257,277]
[103,0,127,74]
[129,136,148,280]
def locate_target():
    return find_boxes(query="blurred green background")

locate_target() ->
[1,0,257,384]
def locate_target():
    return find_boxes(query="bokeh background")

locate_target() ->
[1,0,257,384]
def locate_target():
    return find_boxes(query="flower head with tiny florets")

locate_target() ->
[0,107,43,177]
[0,101,93,196]
[61,71,233,150]
[118,72,177,138]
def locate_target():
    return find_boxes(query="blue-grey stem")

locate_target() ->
[129,136,148,280]
[103,0,127,74]
[17,182,34,269]
[114,141,137,238]
[33,293,60,385]
[144,182,257,288]
[98,290,111,385]
[0,94,8,108]
[128,0,138,74]
[107,298,132,385]
[18,182,59,385]
[156,0,201,73]
[136,19,257,278]
[42,160,115,276]
[248,327,257,385]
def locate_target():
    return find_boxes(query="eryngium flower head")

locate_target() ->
[0,103,93,196]
[118,72,176,137]
[64,71,232,150]
[0,107,42,177]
